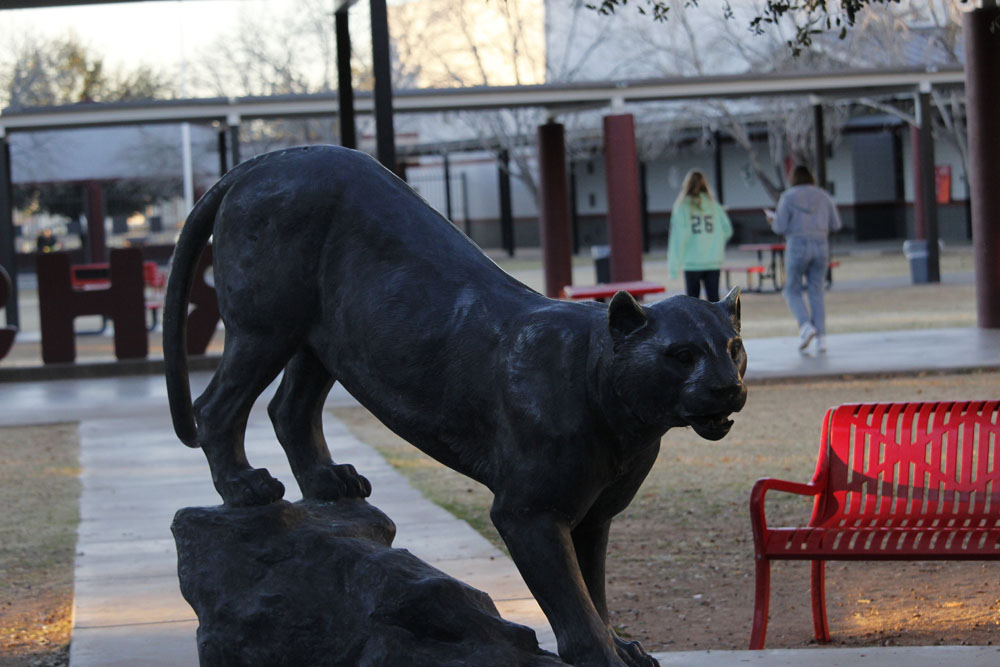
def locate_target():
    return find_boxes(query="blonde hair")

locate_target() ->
[674,169,716,210]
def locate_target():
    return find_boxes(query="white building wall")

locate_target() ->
[573,158,608,216]
[405,152,540,225]
[826,139,855,204]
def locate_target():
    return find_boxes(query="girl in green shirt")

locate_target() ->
[667,169,733,301]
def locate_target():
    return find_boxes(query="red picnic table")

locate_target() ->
[560,280,666,302]
[69,261,167,331]
[728,243,841,293]
[737,242,786,292]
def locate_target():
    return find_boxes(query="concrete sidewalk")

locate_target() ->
[0,326,998,666]
[66,396,557,665]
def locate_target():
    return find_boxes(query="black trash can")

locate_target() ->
[591,245,611,284]
[903,240,929,284]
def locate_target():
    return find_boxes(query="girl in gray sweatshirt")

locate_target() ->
[772,165,842,352]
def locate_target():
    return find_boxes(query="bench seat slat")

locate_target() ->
[764,526,1000,558]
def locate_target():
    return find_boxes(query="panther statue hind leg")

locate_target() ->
[191,329,292,506]
[267,346,372,501]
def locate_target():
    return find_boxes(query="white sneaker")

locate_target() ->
[816,335,827,353]
[798,323,817,350]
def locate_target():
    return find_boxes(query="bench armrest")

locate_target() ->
[749,478,822,555]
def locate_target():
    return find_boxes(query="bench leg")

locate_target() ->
[749,555,771,649]
[810,560,831,643]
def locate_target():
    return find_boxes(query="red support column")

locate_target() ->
[86,181,106,263]
[537,121,573,298]
[603,114,644,282]
[964,5,1000,329]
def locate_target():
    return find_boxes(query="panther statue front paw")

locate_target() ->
[300,463,372,500]
[216,468,285,507]
[614,635,659,667]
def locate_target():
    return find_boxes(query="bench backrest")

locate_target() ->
[809,401,1000,527]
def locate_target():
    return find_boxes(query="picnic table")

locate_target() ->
[738,242,785,292]
[560,280,665,302]
[69,261,166,331]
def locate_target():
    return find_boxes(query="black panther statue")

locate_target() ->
[164,145,747,667]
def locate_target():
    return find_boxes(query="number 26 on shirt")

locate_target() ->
[691,214,714,234]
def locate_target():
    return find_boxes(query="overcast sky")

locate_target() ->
[0,1,287,88]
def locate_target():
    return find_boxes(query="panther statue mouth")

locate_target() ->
[687,412,736,440]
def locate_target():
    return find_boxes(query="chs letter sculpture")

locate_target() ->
[164,146,747,667]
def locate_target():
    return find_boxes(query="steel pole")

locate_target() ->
[812,102,827,190]
[916,87,940,283]
[0,134,18,328]
[369,0,396,170]
[335,9,357,150]
[497,150,514,257]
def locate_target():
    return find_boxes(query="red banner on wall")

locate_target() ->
[935,165,952,204]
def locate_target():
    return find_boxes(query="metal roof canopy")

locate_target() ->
[0,67,965,133]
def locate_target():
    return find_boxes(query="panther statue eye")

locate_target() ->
[669,346,695,365]
[730,340,744,363]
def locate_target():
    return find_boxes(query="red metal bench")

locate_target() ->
[749,400,1000,649]
[560,280,665,302]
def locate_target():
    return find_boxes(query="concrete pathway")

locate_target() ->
[743,326,1000,382]
[1,326,998,665]
[41,376,553,665]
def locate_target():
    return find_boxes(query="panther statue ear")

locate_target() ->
[608,291,648,341]
[719,287,741,334]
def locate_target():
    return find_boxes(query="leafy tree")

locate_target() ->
[13,178,182,224]
[12,183,84,220]
[589,0,906,55]
[1,33,170,108]
[568,0,966,201]
[188,0,391,154]
[390,0,616,205]
[1,33,175,220]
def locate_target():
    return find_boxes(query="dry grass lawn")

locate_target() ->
[0,423,80,667]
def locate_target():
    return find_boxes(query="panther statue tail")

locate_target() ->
[164,158,256,447]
